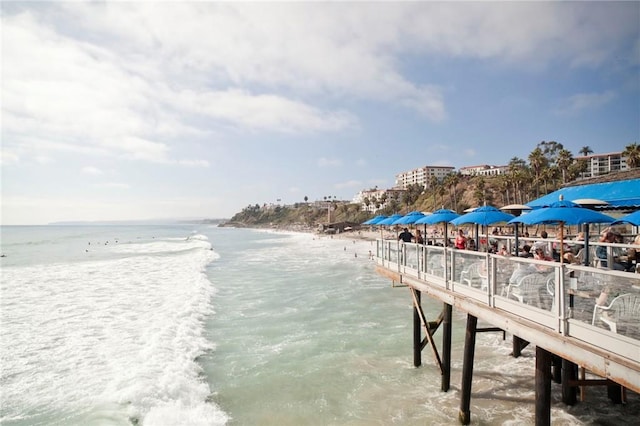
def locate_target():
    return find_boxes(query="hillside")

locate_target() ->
[225,170,639,229]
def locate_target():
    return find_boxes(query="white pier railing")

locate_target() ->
[375,239,640,391]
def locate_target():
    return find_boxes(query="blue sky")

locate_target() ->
[2,2,639,225]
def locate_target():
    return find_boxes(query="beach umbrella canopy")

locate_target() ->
[450,205,515,227]
[500,204,532,252]
[362,215,387,225]
[392,210,427,225]
[612,210,640,226]
[510,199,615,227]
[377,214,404,226]
[415,209,459,225]
[509,198,615,263]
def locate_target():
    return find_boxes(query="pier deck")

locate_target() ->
[374,239,640,424]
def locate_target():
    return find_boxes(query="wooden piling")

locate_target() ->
[413,290,422,367]
[535,346,552,426]
[561,358,578,405]
[442,303,452,392]
[458,314,477,425]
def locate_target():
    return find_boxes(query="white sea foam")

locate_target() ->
[0,234,227,425]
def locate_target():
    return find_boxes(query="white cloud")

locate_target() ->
[1,151,20,166]
[171,89,355,134]
[554,91,617,116]
[334,180,362,189]
[95,182,130,189]
[82,166,103,175]
[317,157,343,168]
[177,159,210,168]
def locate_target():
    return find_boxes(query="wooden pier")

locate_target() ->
[374,240,640,425]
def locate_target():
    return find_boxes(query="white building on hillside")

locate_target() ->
[459,164,508,176]
[395,166,455,189]
[353,188,405,212]
[577,151,628,179]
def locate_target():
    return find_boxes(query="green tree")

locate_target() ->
[444,173,460,211]
[474,177,486,206]
[528,147,547,198]
[623,143,640,169]
[579,146,593,157]
[429,176,440,210]
[556,148,574,184]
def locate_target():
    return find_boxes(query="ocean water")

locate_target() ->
[1,225,637,425]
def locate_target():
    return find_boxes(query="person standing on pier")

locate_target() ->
[398,228,414,243]
[455,229,467,249]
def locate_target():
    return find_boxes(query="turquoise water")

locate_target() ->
[1,225,637,425]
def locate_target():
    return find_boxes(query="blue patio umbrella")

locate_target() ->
[612,210,640,226]
[415,209,459,225]
[377,214,404,226]
[392,210,427,225]
[362,215,387,225]
[415,208,460,246]
[450,205,515,227]
[509,198,615,263]
[450,206,515,251]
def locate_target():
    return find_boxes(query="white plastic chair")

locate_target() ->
[592,293,640,334]
[506,273,547,307]
[460,262,484,289]
[428,254,444,277]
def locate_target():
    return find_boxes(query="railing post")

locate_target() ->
[558,266,567,335]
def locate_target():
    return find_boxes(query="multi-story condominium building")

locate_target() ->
[459,164,508,176]
[353,188,406,212]
[395,166,455,189]
[577,151,627,179]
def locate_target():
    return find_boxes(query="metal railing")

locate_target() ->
[376,239,640,365]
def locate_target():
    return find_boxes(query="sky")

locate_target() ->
[2,2,639,225]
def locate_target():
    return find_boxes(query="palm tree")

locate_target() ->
[528,147,546,197]
[429,176,440,209]
[623,143,640,169]
[474,177,486,206]
[444,172,460,211]
[556,149,574,184]
[579,146,593,157]
[497,174,511,205]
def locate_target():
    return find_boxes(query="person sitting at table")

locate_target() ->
[532,231,553,259]
[571,232,585,255]
[533,247,553,271]
[623,234,640,272]
[596,231,625,270]
[519,244,533,258]
[563,252,580,264]
[466,239,477,251]
[497,244,510,256]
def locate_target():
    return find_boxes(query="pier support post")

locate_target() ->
[413,290,422,367]
[561,359,577,405]
[458,314,477,425]
[535,346,552,426]
[442,303,452,392]
[512,335,529,357]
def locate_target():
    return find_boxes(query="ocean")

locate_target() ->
[1,225,637,425]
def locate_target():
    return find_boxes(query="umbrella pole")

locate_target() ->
[560,223,565,264]
[514,223,519,256]
[584,224,590,267]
